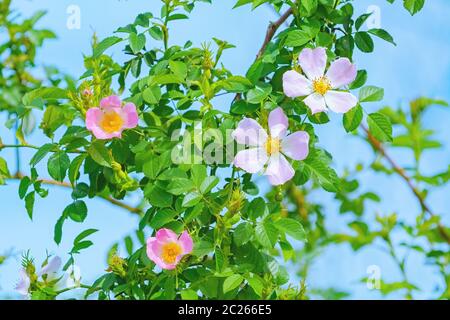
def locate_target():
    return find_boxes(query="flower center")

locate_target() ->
[312,76,332,95]
[265,137,281,155]
[161,242,182,264]
[100,111,124,133]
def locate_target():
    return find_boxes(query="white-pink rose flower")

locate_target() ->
[283,47,358,114]
[232,107,310,186]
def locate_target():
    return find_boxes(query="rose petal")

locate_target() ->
[265,154,295,186]
[38,256,61,276]
[121,102,139,129]
[156,228,178,243]
[268,107,289,139]
[232,118,268,147]
[282,70,312,98]
[281,131,310,161]
[326,58,357,89]
[100,95,122,109]
[233,148,268,174]
[324,90,358,113]
[304,93,327,114]
[298,47,327,80]
[15,269,30,296]
[178,231,193,254]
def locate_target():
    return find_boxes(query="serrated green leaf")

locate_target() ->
[223,274,244,293]
[367,112,393,142]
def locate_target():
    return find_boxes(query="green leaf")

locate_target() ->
[29,143,55,166]
[181,289,198,300]
[47,151,70,182]
[74,229,98,245]
[255,220,278,249]
[129,33,146,53]
[167,178,195,195]
[343,105,363,132]
[68,154,87,186]
[274,218,307,241]
[200,176,219,194]
[143,86,162,105]
[192,241,214,257]
[191,165,207,188]
[355,32,374,53]
[245,273,264,296]
[368,29,396,45]
[248,197,266,221]
[145,186,173,208]
[64,200,88,223]
[233,222,253,246]
[18,176,31,199]
[182,191,202,207]
[169,60,188,78]
[25,192,35,220]
[355,13,372,30]
[149,208,177,229]
[403,0,425,15]
[40,105,75,138]
[303,150,339,192]
[367,112,393,142]
[349,70,367,90]
[284,29,312,47]
[93,36,122,58]
[359,86,384,103]
[246,85,271,104]
[148,74,184,86]
[223,274,244,293]
[233,0,252,8]
[88,141,113,167]
[54,215,66,245]
[23,87,68,106]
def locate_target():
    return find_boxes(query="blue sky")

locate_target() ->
[1,0,449,299]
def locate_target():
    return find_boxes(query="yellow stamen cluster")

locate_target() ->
[100,111,124,133]
[265,137,281,155]
[161,242,182,264]
[312,76,332,95]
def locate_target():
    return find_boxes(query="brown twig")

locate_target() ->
[256,6,293,59]
[363,125,450,244]
[10,173,143,216]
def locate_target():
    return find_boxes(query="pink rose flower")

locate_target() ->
[232,107,310,186]
[146,228,193,270]
[86,95,139,140]
[283,47,358,114]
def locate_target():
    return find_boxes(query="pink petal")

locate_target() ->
[298,47,327,81]
[100,95,122,109]
[268,107,289,139]
[234,148,268,174]
[38,256,61,276]
[281,131,310,161]
[265,154,295,186]
[15,269,30,296]
[178,231,193,254]
[232,118,268,147]
[324,90,358,113]
[121,103,139,129]
[156,228,178,243]
[326,58,357,89]
[86,107,102,131]
[146,237,175,270]
[304,93,327,114]
[282,70,312,98]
